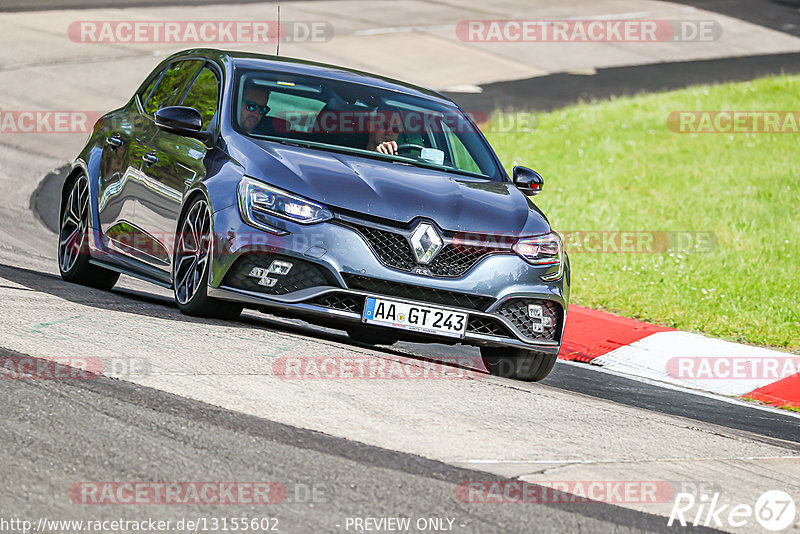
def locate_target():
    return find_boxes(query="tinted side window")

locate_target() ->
[143,60,202,116]
[181,67,220,129]
[265,92,325,133]
[443,123,480,174]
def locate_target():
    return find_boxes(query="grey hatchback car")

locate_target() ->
[58,49,570,381]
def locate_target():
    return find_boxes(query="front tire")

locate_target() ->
[173,197,242,320]
[480,347,557,382]
[58,173,119,290]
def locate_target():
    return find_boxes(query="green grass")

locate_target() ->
[485,75,800,351]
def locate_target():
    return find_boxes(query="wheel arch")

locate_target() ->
[177,186,214,233]
[60,164,87,216]
[172,186,214,283]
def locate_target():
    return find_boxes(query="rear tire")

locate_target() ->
[346,325,398,346]
[58,173,119,290]
[173,197,242,320]
[480,347,557,382]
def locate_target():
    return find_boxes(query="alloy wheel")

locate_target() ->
[174,199,212,305]
[58,175,89,273]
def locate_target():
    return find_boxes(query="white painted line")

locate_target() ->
[442,84,483,93]
[464,455,800,464]
[564,11,656,21]
[465,459,591,464]
[354,24,456,36]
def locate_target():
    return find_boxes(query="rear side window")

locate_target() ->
[143,60,202,116]
[139,68,164,105]
[181,66,220,129]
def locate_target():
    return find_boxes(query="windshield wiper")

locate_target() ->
[267,138,305,148]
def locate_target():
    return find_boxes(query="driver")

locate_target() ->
[238,80,271,134]
[366,106,404,155]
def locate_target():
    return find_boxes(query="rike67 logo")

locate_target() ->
[669,490,796,531]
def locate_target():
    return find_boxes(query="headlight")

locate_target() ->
[238,177,332,233]
[513,232,564,280]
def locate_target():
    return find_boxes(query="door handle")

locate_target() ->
[142,152,158,165]
[105,135,123,148]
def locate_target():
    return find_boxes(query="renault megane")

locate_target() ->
[58,49,570,381]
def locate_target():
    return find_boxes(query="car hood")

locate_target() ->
[242,139,551,236]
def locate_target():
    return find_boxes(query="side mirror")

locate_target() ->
[154,106,206,140]
[513,166,544,196]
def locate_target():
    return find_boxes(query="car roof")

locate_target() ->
[171,48,455,105]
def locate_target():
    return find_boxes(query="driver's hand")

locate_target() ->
[376,141,398,155]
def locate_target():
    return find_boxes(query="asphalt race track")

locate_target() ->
[1,1,800,533]
[28,165,800,443]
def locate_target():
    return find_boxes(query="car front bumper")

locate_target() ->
[208,204,570,352]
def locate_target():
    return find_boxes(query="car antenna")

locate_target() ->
[276,5,281,56]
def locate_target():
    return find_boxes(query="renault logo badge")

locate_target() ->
[408,222,443,265]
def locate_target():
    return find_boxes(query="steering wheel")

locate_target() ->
[395,143,425,156]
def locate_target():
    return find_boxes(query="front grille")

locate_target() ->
[222,254,338,296]
[342,273,495,312]
[430,244,500,277]
[353,225,417,272]
[339,221,509,278]
[466,315,513,337]
[497,299,561,341]
[310,292,364,314]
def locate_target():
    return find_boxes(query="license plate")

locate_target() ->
[362,297,468,338]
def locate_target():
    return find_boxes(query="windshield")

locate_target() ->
[231,69,503,180]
